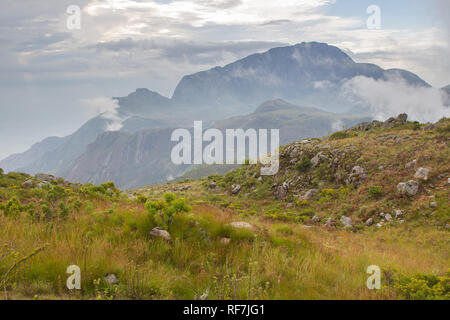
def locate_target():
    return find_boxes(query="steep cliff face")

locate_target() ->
[64,128,190,189]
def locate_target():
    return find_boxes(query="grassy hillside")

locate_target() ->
[0,116,448,300]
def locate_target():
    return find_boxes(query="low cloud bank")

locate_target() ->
[81,97,124,131]
[342,76,450,123]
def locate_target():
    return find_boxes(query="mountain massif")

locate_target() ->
[0,42,441,188]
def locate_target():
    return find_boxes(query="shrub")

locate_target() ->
[368,186,383,199]
[145,193,191,229]
[0,197,23,218]
[329,131,350,140]
[296,156,312,172]
[394,271,450,300]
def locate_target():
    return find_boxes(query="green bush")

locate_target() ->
[145,193,191,229]
[368,186,383,199]
[394,271,450,300]
[329,131,350,140]
[0,197,23,218]
[296,156,312,173]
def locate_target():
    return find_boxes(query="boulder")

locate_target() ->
[275,182,289,200]
[149,227,172,241]
[397,180,419,196]
[414,168,430,181]
[209,181,217,189]
[385,214,393,222]
[300,189,319,201]
[347,166,367,186]
[405,160,417,169]
[104,274,119,285]
[228,221,254,230]
[394,210,403,219]
[324,218,335,227]
[366,218,374,226]
[340,216,353,228]
[35,173,56,182]
[311,216,320,223]
[231,184,241,195]
[430,202,437,208]
[22,179,34,188]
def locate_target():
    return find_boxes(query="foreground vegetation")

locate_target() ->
[0,117,448,300]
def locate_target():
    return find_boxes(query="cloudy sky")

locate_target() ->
[0,0,449,159]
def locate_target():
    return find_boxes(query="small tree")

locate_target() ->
[0,168,4,176]
[145,193,191,229]
[296,156,312,172]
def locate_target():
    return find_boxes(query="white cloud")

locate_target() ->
[342,76,450,123]
[81,96,125,130]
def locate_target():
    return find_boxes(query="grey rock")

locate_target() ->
[229,221,254,230]
[385,214,393,222]
[348,166,367,186]
[300,189,319,201]
[231,184,241,195]
[275,182,289,200]
[149,227,172,241]
[311,216,320,223]
[430,202,437,208]
[394,210,403,219]
[397,113,408,122]
[340,216,353,228]
[366,218,374,226]
[209,181,217,189]
[35,173,56,182]
[324,218,335,227]
[220,238,231,245]
[22,179,34,188]
[104,274,119,285]
[397,180,419,196]
[405,159,417,169]
[414,168,430,181]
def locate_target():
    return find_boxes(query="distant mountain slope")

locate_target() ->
[172,42,430,115]
[214,99,371,145]
[64,128,189,189]
[0,136,66,173]
[63,99,370,189]
[0,41,434,183]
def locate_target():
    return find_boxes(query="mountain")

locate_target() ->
[64,128,189,189]
[61,99,370,189]
[172,42,430,116]
[0,136,66,173]
[0,41,433,186]
[214,99,371,146]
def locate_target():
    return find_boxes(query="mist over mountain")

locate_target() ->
[0,41,444,188]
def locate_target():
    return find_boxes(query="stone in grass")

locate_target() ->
[22,179,34,188]
[104,274,119,285]
[394,210,403,219]
[149,227,172,241]
[430,202,437,208]
[228,221,254,230]
[414,168,430,181]
[311,216,320,223]
[397,180,419,196]
[340,216,353,228]
[231,184,241,195]
[220,238,231,245]
[384,214,393,222]
[366,218,374,226]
